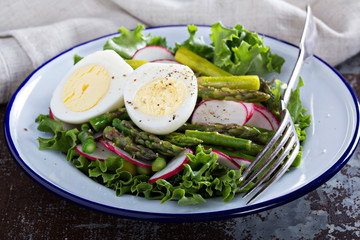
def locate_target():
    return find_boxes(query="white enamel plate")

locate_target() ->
[5,26,360,222]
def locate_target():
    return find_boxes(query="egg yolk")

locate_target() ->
[134,77,187,116]
[62,64,111,112]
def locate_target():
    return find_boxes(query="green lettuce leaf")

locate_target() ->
[267,77,311,167]
[103,24,148,59]
[175,25,214,61]
[210,22,285,76]
[35,114,79,153]
[103,24,172,59]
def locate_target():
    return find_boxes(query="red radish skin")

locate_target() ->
[242,102,255,122]
[132,45,175,61]
[49,108,55,120]
[254,105,280,129]
[75,141,118,161]
[99,140,152,169]
[210,150,241,170]
[93,131,103,141]
[231,157,252,168]
[246,108,273,130]
[191,100,248,126]
[149,149,193,183]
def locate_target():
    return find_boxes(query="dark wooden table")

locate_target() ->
[1,53,360,239]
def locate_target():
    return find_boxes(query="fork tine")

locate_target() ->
[246,139,300,205]
[238,5,315,204]
[238,118,293,192]
[242,128,297,199]
[238,110,289,183]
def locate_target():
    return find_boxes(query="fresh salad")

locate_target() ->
[35,22,311,205]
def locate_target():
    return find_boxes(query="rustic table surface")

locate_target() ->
[1,52,360,239]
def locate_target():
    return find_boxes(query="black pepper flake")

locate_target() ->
[172,115,176,120]
[112,76,115,79]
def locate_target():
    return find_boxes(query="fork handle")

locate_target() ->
[282,5,313,106]
[282,50,305,106]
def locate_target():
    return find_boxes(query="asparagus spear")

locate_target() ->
[174,46,232,76]
[259,78,280,118]
[112,119,185,157]
[78,123,96,154]
[178,122,273,145]
[103,126,157,161]
[197,75,260,90]
[162,132,203,147]
[89,108,129,132]
[202,144,255,161]
[198,85,270,102]
[185,130,263,156]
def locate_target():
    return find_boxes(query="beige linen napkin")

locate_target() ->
[1,0,359,104]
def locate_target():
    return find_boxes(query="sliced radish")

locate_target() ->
[254,105,280,129]
[75,141,118,161]
[132,46,175,61]
[231,157,252,169]
[149,148,193,183]
[191,100,248,126]
[210,150,241,170]
[242,102,255,122]
[246,108,273,130]
[49,108,55,120]
[246,105,280,130]
[93,131,103,141]
[100,140,152,169]
[151,59,180,64]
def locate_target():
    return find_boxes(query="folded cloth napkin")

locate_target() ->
[1,0,359,104]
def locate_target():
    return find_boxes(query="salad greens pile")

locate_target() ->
[35,22,310,205]
[103,22,284,77]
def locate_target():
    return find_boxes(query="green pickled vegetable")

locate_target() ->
[174,46,232,76]
[125,59,147,69]
[197,75,260,90]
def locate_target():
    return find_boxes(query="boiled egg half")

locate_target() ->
[50,50,133,124]
[124,63,197,135]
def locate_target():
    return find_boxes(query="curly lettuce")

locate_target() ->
[210,23,285,76]
[103,24,171,59]
[176,22,285,76]
[35,119,249,206]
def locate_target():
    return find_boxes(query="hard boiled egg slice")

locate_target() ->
[124,63,197,135]
[50,50,133,124]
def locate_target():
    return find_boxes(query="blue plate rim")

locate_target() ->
[4,25,360,222]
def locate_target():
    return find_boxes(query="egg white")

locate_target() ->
[50,50,133,124]
[124,62,198,135]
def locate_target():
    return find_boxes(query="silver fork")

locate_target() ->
[238,5,317,205]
